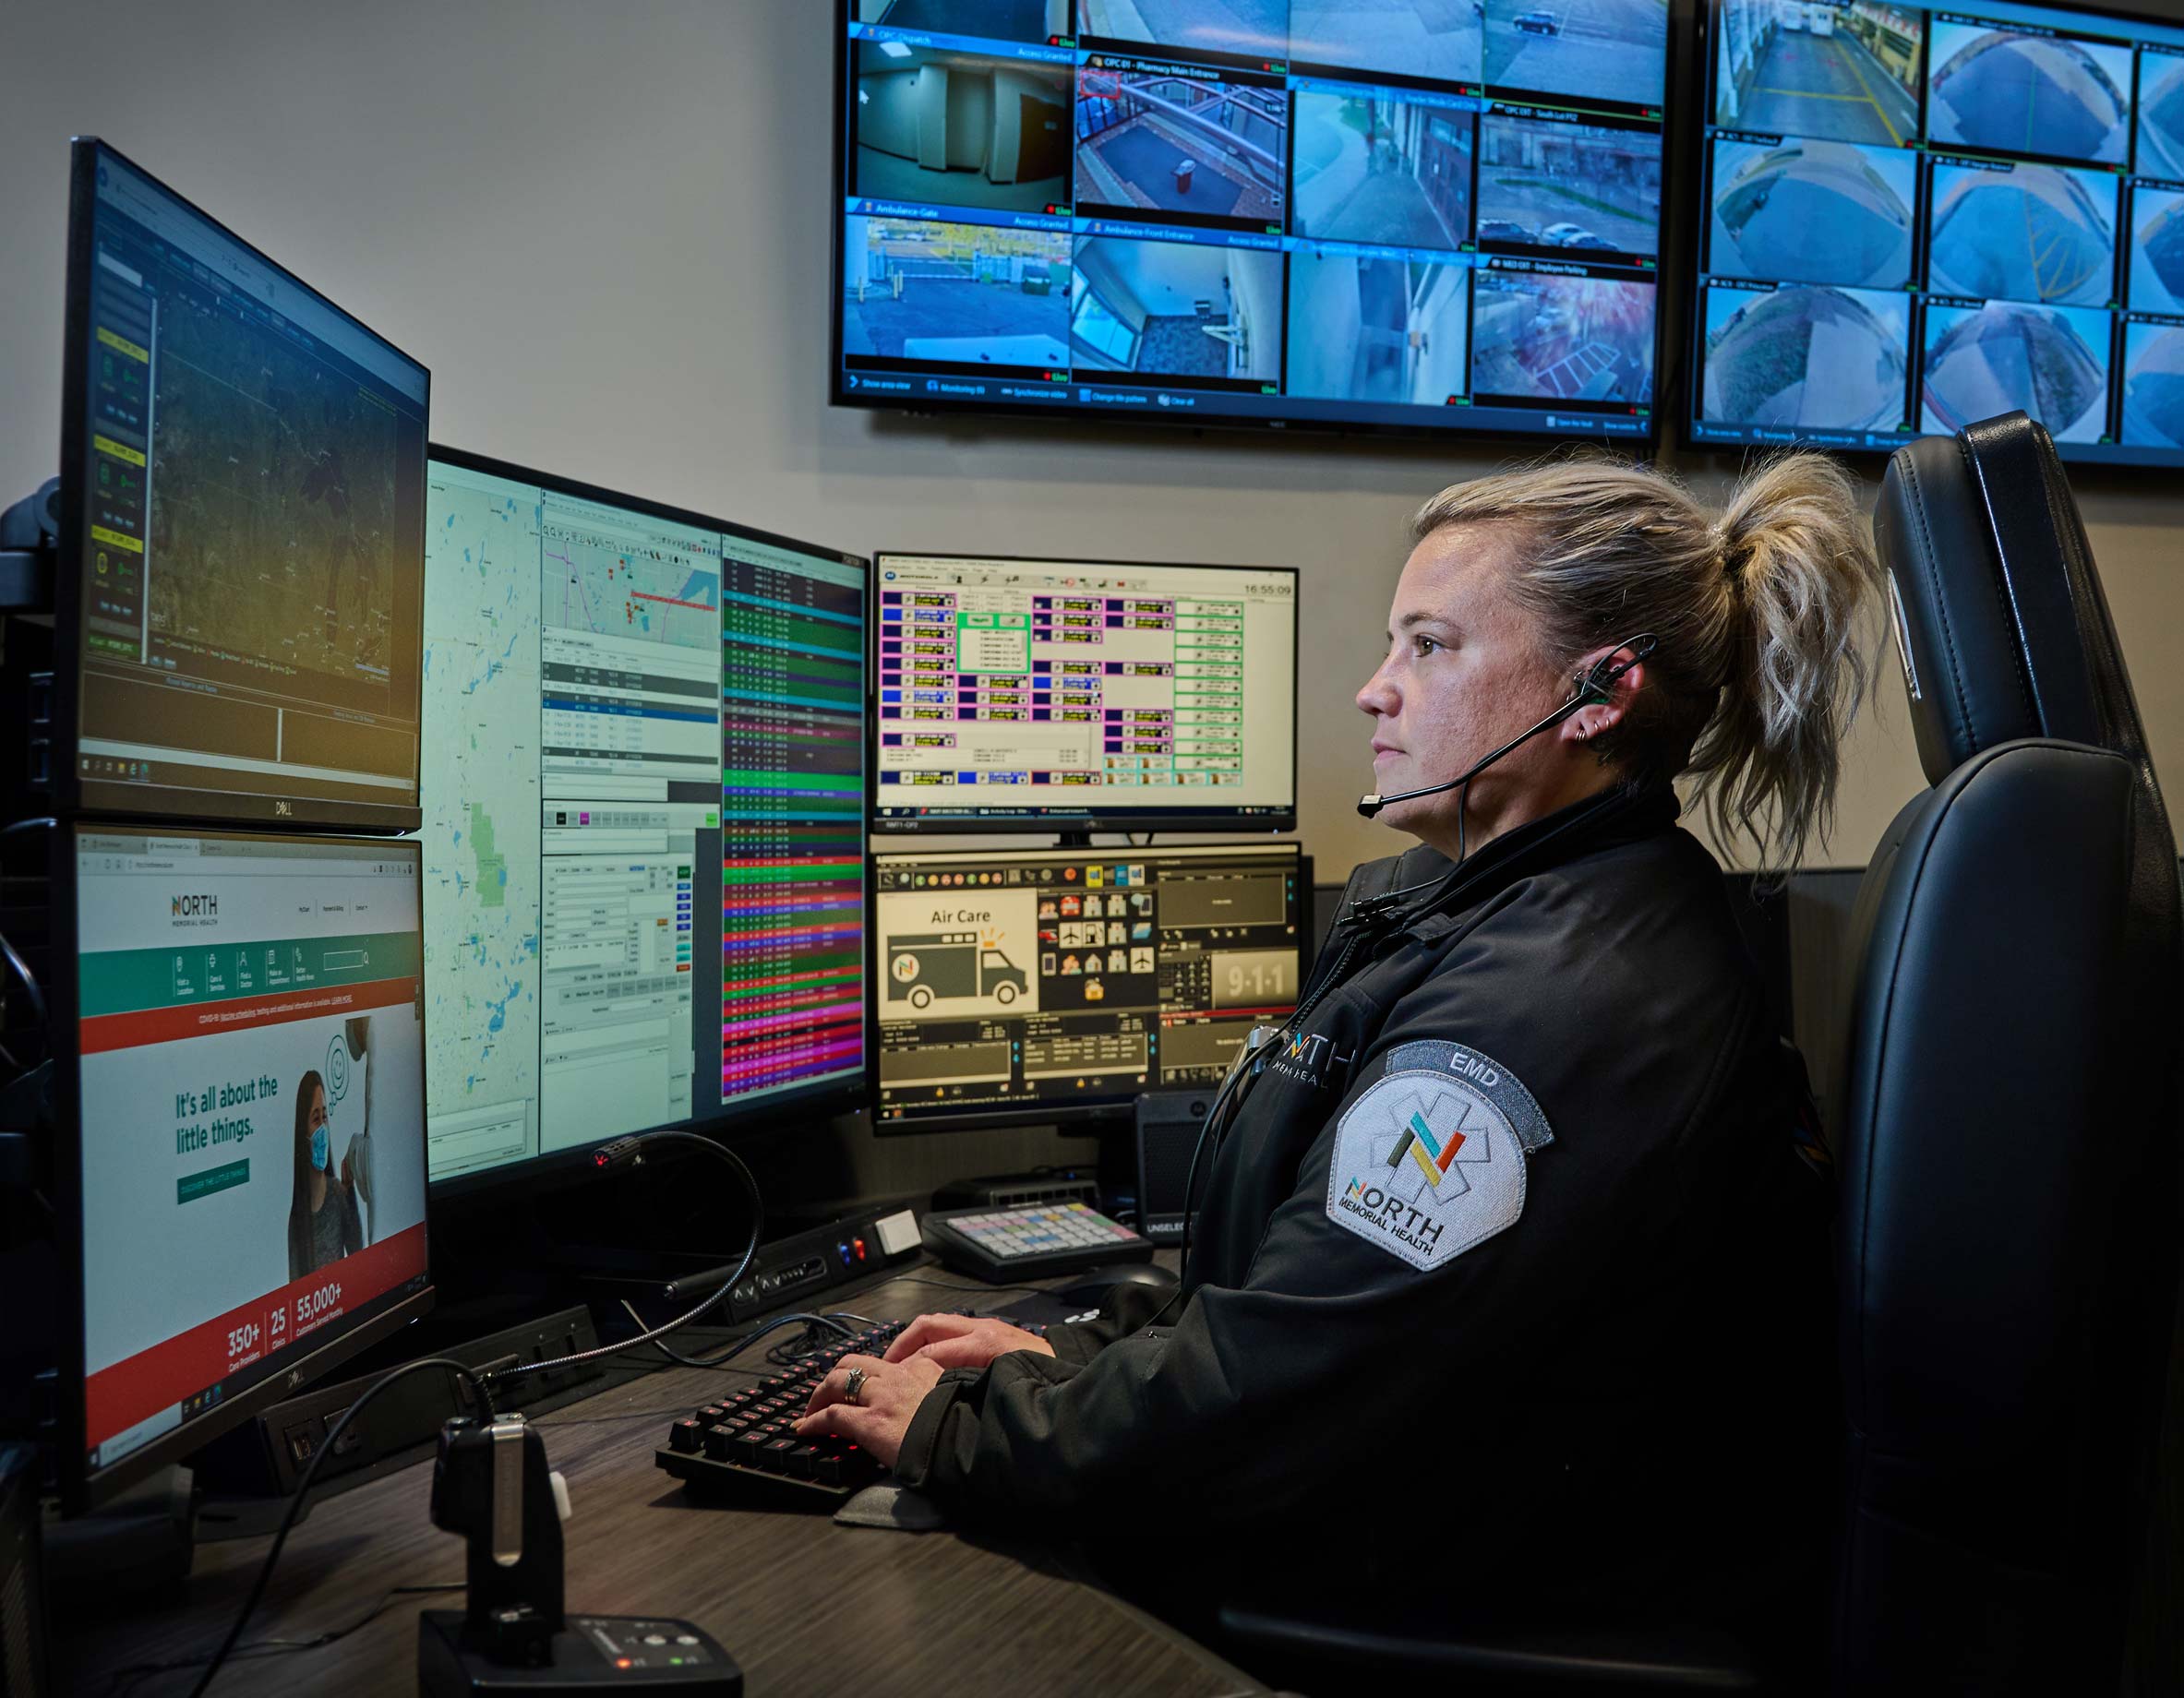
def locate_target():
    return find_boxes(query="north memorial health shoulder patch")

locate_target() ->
[1325,1044,1553,1272]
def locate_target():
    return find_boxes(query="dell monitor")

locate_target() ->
[1689,0,2184,468]
[53,138,429,826]
[834,1,1670,444]
[421,448,869,1190]
[54,826,432,1510]
[872,555,1297,832]
[871,841,1304,1130]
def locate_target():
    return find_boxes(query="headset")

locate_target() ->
[1358,633,1660,863]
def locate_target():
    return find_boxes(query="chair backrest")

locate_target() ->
[1838,413,2182,1691]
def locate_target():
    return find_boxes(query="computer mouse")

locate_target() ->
[1050,1261,1180,1308]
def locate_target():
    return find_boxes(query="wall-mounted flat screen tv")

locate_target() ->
[833,1,1671,445]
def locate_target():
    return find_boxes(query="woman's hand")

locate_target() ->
[793,1354,946,1470]
[882,1312,1057,1373]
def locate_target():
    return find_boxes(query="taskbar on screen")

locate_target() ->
[840,366,1650,440]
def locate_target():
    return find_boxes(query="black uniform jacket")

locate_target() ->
[894,783,1829,1611]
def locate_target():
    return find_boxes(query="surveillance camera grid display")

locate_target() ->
[1693,0,2184,469]
[837,0,1668,440]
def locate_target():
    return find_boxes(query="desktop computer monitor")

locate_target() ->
[53,138,430,828]
[870,841,1304,1130]
[421,448,870,1190]
[871,555,1298,831]
[53,825,433,1510]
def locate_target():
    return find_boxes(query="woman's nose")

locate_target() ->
[1357,662,1397,718]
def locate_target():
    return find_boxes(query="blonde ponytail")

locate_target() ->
[1409,449,1886,872]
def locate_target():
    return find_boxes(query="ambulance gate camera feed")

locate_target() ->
[1692,0,2184,468]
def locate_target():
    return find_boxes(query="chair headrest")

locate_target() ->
[1875,412,2154,792]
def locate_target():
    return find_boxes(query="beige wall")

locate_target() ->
[2,0,2180,887]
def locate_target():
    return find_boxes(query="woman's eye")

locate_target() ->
[1412,634,1440,657]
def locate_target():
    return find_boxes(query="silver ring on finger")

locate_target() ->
[844,1366,868,1405]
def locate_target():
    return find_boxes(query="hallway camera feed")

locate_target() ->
[1076,0,1288,59]
[858,0,1071,46]
[1926,23,2130,166]
[1290,2,1485,87]
[1290,91,1472,250]
[2122,323,2184,448]
[1926,162,2117,310]
[1074,65,1287,226]
[2130,187,2184,316]
[1484,0,1669,107]
[1069,235,1284,382]
[843,217,1074,367]
[1713,2,1921,146]
[851,42,1072,215]
[1701,283,1908,431]
[2142,52,2184,182]
[1708,137,1914,290]
[1286,252,1470,404]
[1471,270,1654,402]
[1477,114,1662,258]
[1922,300,2110,442]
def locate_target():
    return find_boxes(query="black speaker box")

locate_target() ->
[1134,1090,1213,1245]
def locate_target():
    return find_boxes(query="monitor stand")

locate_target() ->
[1054,829,1093,849]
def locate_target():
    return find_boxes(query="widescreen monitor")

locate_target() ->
[421,448,869,1190]
[1690,0,2184,467]
[54,827,432,1509]
[834,2,1670,443]
[872,555,1297,831]
[55,139,428,827]
[871,841,1303,1130]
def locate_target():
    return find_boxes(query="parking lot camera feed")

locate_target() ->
[1926,22,2130,165]
[1702,283,1908,429]
[1485,0,1669,108]
[844,218,1074,367]
[1076,0,1288,58]
[2123,323,2184,448]
[1713,1,1921,145]
[2131,187,2184,316]
[1708,137,1914,289]
[1074,66,1287,225]
[1289,2,1485,86]
[1069,235,1284,382]
[1287,251,1470,403]
[2142,52,2184,181]
[1927,162,2117,309]
[1478,114,1662,257]
[1922,300,2110,442]
[857,0,1069,47]
[852,42,1072,215]
[1471,270,1654,402]
[1291,91,1472,250]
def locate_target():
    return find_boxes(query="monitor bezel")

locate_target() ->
[1677,0,2184,468]
[420,442,873,1197]
[865,838,1305,1135]
[51,821,437,1515]
[826,3,1672,450]
[53,138,431,831]
[868,552,1301,834]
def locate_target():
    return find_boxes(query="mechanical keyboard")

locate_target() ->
[654,1314,1043,1509]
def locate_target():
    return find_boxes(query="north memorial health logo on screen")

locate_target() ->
[171,893,217,919]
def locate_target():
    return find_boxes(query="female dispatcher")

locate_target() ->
[798,453,1884,1621]
[286,1067,363,1280]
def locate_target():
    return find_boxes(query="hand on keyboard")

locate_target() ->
[882,1313,1058,1373]
[795,1352,945,1470]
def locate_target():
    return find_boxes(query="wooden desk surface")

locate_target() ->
[57,1262,1266,1698]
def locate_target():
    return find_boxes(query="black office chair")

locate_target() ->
[1214,413,2184,1695]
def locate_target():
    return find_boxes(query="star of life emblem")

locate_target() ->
[1326,1046,1552,1271]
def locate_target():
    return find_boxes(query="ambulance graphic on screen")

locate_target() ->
[887,931,1029,1011]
